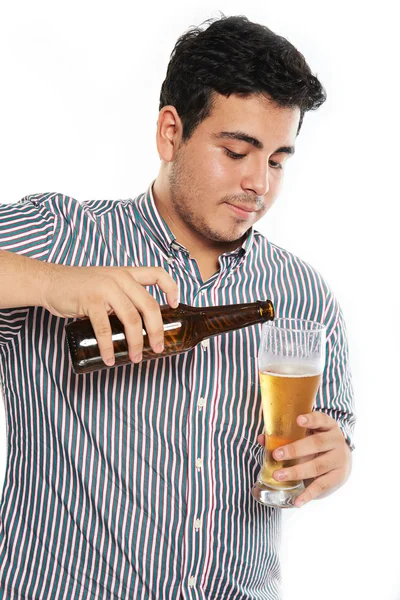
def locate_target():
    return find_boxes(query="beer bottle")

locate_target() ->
[65,300,274,374]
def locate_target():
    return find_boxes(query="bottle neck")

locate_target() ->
[200,300,274,338]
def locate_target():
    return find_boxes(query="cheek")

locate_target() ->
[267,173,283,199]
[200,147,232,183]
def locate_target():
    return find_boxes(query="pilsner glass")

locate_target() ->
[251,319,326,508]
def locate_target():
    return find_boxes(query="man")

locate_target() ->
[0,15,354,600]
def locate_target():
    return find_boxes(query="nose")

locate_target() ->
[241,158,270,197]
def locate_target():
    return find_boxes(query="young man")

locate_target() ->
[0,16,354,600]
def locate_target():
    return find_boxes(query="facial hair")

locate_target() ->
[168,148,262,244]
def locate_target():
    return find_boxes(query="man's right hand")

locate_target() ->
[41,264,179,366]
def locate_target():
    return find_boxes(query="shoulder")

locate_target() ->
[18,191,78,213]
[19,192,135,223]
[81,197,134,219]
[253,231,330,295]
[252,231,340,336]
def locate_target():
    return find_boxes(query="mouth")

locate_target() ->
[225,202,260,220]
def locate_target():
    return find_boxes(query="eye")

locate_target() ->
[269,160,283,170]
[224,148,246,160]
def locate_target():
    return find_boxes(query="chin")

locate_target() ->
[210,229,248,244]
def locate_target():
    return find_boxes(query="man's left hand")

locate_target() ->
[257,411,352,508]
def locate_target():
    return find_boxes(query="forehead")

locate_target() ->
[201,92,300,145]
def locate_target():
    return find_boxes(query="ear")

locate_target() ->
[156,106,183,162]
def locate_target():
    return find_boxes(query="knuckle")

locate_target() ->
[285,446,295,460]
[123,313,143,328]
[96,326,111,338]
[147,326,164,338]
[145,296,161,311]
[313,434,325,452]
[118,270,135,285]
[316,479,328,494]
[95,324,112,337]
[87,279,117,301]
[315,461,327,477]
[85,291,103,305]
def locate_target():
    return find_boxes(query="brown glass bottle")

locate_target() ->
[65,300,274,375]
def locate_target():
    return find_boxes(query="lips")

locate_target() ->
[225,202,260,219]
[228,204,258,213]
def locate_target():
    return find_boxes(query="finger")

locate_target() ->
[115,279,166,356]
[296,411,337,432]
[257,434,265,447]
[294,470,344,507]
[273,452,341,483]
[105,286,148,362]
[129,267,179,308]
[86,299,122,366]
[272,431,335,461]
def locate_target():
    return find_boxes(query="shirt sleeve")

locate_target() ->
[315,292,356,450]
[0,192,58,347]
[0,193,56,259]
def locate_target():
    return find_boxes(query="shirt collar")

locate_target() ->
[132,182,177,255]
[132,182,255,259]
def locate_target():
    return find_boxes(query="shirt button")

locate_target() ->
[171,242,180,251]
[188,576,196,588]
[196,458,203,469]
[167,257,174,265]
[201,290,206,295]
[194,518,201,530]
[201,339,209,349]
[198,397,206,408]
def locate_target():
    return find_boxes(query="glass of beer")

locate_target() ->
[251,319,326,508]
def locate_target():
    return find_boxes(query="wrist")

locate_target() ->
[35,260,63,310]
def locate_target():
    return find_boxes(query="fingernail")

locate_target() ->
[274,449,284,459]
[133,353,142,363]
[106,357,115,366]
[298,416,307,425]
[156,343,164,353]
[275,471,286,481]
[296,500,305,508]
[173,298,179,308]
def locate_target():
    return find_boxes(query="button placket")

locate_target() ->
[194,518,201,531]
[183,293,210,597]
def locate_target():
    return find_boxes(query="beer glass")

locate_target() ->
[251,319,326,508]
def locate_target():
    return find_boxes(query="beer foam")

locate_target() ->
[261,360,321,378]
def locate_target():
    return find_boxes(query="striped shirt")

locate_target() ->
[0,185,355,600]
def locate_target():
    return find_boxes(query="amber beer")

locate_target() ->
[65,300,274,374]
[259,364,321,489]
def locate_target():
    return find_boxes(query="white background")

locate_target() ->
[0,1,399,599]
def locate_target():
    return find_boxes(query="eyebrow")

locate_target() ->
[212,131,295,155]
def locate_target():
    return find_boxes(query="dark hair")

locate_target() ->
[159,15,326,141]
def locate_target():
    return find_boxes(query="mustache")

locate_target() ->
[221,194,265,211]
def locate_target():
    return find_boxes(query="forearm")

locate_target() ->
[0,249,53,309]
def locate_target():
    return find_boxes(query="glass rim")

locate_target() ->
[262,318,326,333]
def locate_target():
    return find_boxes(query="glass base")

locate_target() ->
[251,480,305,508]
